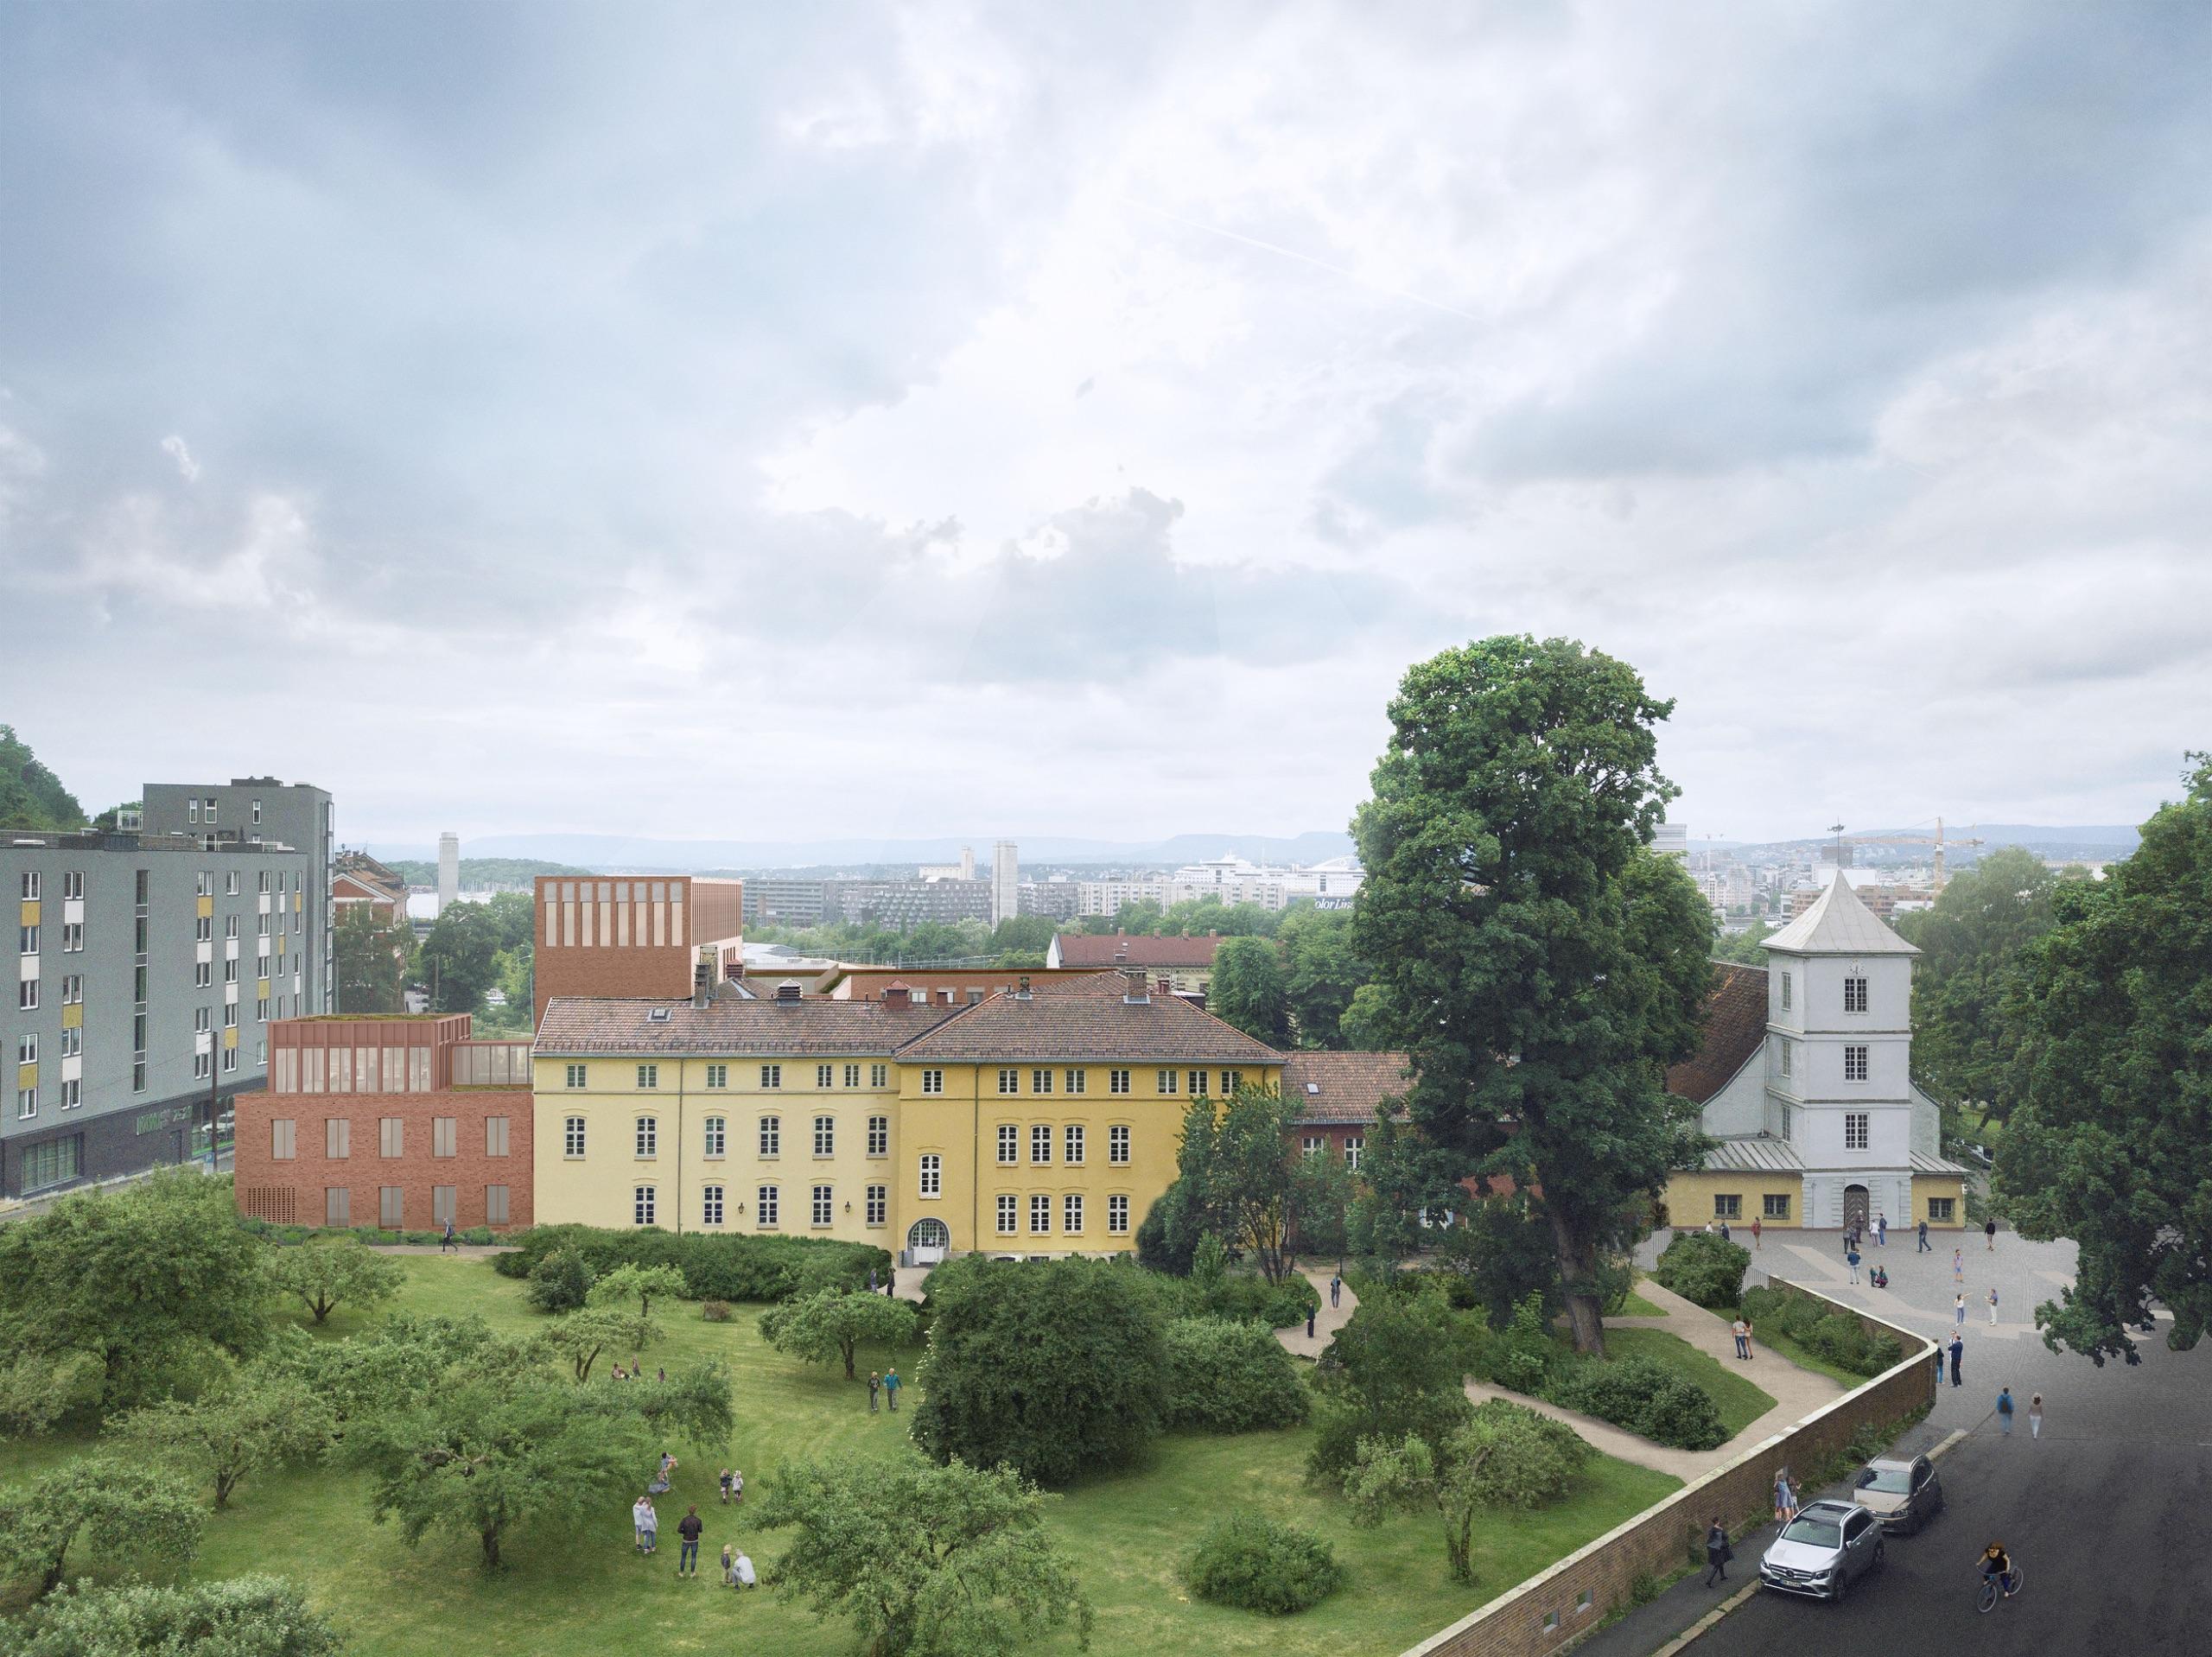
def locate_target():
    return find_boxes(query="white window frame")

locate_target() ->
[705,1063,728,1089]
[1844,1044,1869,1082]
[1064,1193,1084,1234]
[817,1063,834,1089]
[868,1114,889,1156]
[760,1063,782,1089]
[1029,1193,1051,1235]
[811,1184,833,1227]
[998,1067,1019,1095]
[865,1184,886,1226]
[996,1193,1018,1234]
[1845,1112,1870,1151]
[636,1063,658,1089]
[1031,1068,1053,1095]
[1109,1069,1130,1095]
[813,1114,835,1157]
[634,1185,656,1226]
[1844,975,1869,1014]
[1109,1124,1130,1165]
[1156,1070,1177,1095]
[920,1069,944,1095]
[759,1114,781,1157]
[1109,1194,1130,1234]
[1031,1123,1052,1165]
[757,1185,779,1228]
[635,1115,658,1159]
[704,1115,726,1158]
[564,1116,586,1157]
[918,1152,942,1198]
[997,1123,1019,1164]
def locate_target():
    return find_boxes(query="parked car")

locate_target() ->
[1853,1454,1944,1533]
[1759,1499,1885,1601]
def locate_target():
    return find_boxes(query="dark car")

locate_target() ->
[1760,1499,1885,1601]
[1853,1454,1944,1534]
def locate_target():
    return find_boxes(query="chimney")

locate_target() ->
[1122,968,1149,1004]
[775,980,802,1004]
[1157,975,1172,998]
[884,981,911,1009]
[692,949,713,1011]
[1014,975,1032,1001]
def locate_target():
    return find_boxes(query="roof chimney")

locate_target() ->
[775,979,803,1004]
[1014,975,1032,1001]
[1122,967,1150,1005]
[692,949,713,1011]
[884,981,911,1009]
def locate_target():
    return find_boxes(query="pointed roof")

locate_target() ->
[1763,872,1919,957]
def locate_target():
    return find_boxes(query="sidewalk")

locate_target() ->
[1275,1267,1355,1359]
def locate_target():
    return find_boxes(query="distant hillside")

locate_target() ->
[1732,824,2141,861]
[0,724,86,830]
[365,830,1360,872]
[385,856,595,889]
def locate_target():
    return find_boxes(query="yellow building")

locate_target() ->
[531,974,1280,1260]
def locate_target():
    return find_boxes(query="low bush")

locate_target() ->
[494,1225,891,1304]
[1183,1512,1343,1615]
[1462,1397,1592,1508]
[1208,1271,1319,1330]
[1163,1317,1310,1432]
[524,1248,594,1314]
[1544,1356,1726,1451]
[1738,1287,1903,1378]
[1481,1292,1560,1396]
[700,1299,733,1323]
[1651,1232,1751,1310]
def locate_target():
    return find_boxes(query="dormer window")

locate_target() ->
[647,1007,671,1023]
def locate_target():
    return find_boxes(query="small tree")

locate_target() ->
[1309,1283,1478,1480]
[0,1350,105,1438]
[544,1307,661,1383]
[587,1263,689,1320]
[1346,1401,1591,1583]
[759,1288,921,1381]
[13,1573,345,1657]
[524,1248,594,1313]
[0,1460,204,1597]
[267,1237,405,1326]
[107,1373,330,1509]
[757,1457,1092,1657]
[1173,1084,1316,1284]
[1209,936,1290,1044]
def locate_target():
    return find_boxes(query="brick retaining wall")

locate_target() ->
[1401,1280,1935,1657]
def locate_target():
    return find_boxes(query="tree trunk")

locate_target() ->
[1446,1509,1474,1584]
[1548,1206,1607,1357]
[481,1525,502,1568]
[842,1339,857,1381]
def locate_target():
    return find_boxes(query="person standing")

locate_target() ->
[1988,1286,1999,1324]
[730,1469,743,1508]
[1918,1218,1930,1253]
[884,1368,901,1412]
[632,1494,653,1553]
[1751,1215,1762,1249]
[1876,1212,1888,1246]
[717,1468,733,1505]
[1719,1219,1731,1242]
[1955,1293,1967,1328]
[2028,1394,2044,1439]
[1732,1316,1751,1360]
[677,1506,704,1577]
[1704,1517,1732,1587]
[1948,1332,1964,1388]
[441,1219,455,1254]
[1954,1248,1964,1285]
[1996,1387,2014,1437]
[868,1370,882,1413]
[1847,1245,1861,1285]
[1986,1216,1998,1252]
[1330,1273,1342,1310]
[1305,1306,1316,1341]
[1774,1467,1797,1526]
[638,1495,658,1555]
[721,1543,737,1587]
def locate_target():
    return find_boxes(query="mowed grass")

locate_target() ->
[1598,1327,1777,1439]
[0,1259,1680,1657]
[1612,1286,1669,1318]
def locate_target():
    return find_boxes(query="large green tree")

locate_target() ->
[413,903,503,1014]
[2000,755,2212,1364]
[1206,937,1290,1044]
[10,1574,346,1657]
[334,905,409,1015]
[757,1457,1092,1657]
[1351,638,1713,1355]
[1308,1280,1479,1480]
[1171,1084,1340,1283]
[760,1287,921,1381]
[108,1372,330,1509]
[0,724,85,830]
[266,1237,405,1326]
[1275,906,1370,1048]
[0,1460,203,1597]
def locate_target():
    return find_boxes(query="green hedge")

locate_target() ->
[492,1225,892,1304]
[1164,1317,1311,1432]
[1184,1512,1343,1615]
[1738,1287,1903,1377]
[1651,1231,1751,1310]
[1544,1355,1727,1451]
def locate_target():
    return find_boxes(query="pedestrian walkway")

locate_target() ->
[1275,1267,1354,1359]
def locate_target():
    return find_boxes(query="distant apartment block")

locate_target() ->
[1077,855,1363,917]
[742,877,830,928]
[991,841,1020,927]
[532,875,746,1025]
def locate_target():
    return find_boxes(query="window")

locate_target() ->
[843,1063,861,1088]
[1781,972,1793,1011]
[918,1153,942,1197]
[1156,1070,1177,1094]
[1031,1124,1052,1165]
[1064,1194,1084,1234]
[866,1184,886,1225]
[1221,1070,1243,1095]
[16,981,34,1011]
[16,1087,35,1119]
[704,1115,726,1158]
[226,870,240,896]
[1065,1124,1085,1165]
[271,1119,296,1160]
[817,1063,834,1089]
[1029,1194,1051,1235]
[811,1184,833,1227]
[20,924,41,955]
[433,1186,457,1226]
[813,1115,835,1156]
[1713,1193,1742,1219]
[1109,1069,1130,1095]
[705,1063,728,1089]
[1764,1193,1791,1220]
[1844,1044,1869,1082]
[327,1118,351,1159]
[1845,1112,1870,1151]
[997,1194,1018,1234]
[1186,1070,1206,1096]
[379,1187,404,1228]
[55,1079,79,1111]
[433,1117,457,1159]
[870,1063,888,1089]
[754,1184,781,1227]
[1844,975,1868,1014]
[760,1115,781,1156]
[326,1187,350,1226]
[252,798,262,824]
[760,1064,782,1089]
[17,1033,36,1063]
[188,799,198,824]
[486,1184,510,1226]
[226,915,238,939]
[1781,1041,1793,1078]
[1031,1068,1053,1095]
[868,1115,889,1156]
[17,872,36,899]
[58,1026,79,1060]
[564,1116,587,1157]
[702,1185,724,1226]
[998,1067,1020,1095]
[1109,1194,1130,1234]
[1927,1197,1956,1223]
[634,1185,656,1226]
[997,1123,1019,1165]
[1109,1124,1130,1165]
[379,1118,404,1158]
[635,1116,658,1158]
[1064,1068,1086,1095]
[1302,1134,1324,1157]
[920,1069,944,1095]
[636,1063,658,1089]
[222,1044,238,1074]
[486,1115,510,1158]
[61,923,83,953]
[1345,1134,1364,1171]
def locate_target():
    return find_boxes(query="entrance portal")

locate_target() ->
[1842,1184,1871,1234]
[906,1217,950,1265]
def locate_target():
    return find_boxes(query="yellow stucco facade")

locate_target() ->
[1662,1169,1968,1231]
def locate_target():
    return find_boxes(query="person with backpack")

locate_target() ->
[1997,1387,2015,1437]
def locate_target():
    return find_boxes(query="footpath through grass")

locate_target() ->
[0,1258,1680,1657]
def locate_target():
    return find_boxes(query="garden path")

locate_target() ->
[1275,1265,1356,1360]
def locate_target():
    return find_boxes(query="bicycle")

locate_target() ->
[1976,1563,2023,1613]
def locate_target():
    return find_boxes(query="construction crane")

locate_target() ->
[1826,817,1986,893]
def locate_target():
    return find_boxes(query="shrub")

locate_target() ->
[1184,1512,1342,1615]
[1307,1286,1479,1480]
[1483,1292,1561,1395]
[1163,1317,1310,1432]
[1651,1232,1751,1310]
[494,1225,891,1303]
[700,1299,733,1323]
[1461,1397,1592,1508]
[524,1248,594,1314]
[1544,1356,1726,1451]
[1739,1288,1903,1377]
[1206,1271,1319,1330]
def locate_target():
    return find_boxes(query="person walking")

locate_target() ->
[1330,1273,1342,1310]
[441,1219,455,1254]
[1955,1292,1967,1328]
[1948,1332,1964,1388]
[1719,1219,1731,1243]
[717,1468,733,1505]
[884,1367,901,1411]
[1986,1216,1999,1252]
[1751,1215,1762,1249]
[1306,1306,1316,1341]
[730,1469,743,1508]
[1732,1315,1752,1360]
[632,1494,654,1554]
[1997,1387,2014,1437]
[1876,1212,1888,1246]
[1988,1286,2000,1325]
[1918,1218,1930,1253]
[677,1505,704,1577]
[868,1370,881,1413]
[1847,1245,1862,1285]
[1774,1467,1797,1526]
[2028,1394,2044,1439]
[1954,1248,1964,1285]
[1704,1517,1732,1587]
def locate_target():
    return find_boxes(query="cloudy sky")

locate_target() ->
[3,2,2209,851]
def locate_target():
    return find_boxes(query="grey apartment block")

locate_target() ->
[828,879,992,929]
[742,878,829,928]
[143,778,334,1014]
[3,778,328,1201]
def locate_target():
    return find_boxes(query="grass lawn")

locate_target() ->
[1613,1286,1668,1318]
[1731,1321,1874,1391]
[0,1258,1679,1657]
[1597,1327,1776,1439]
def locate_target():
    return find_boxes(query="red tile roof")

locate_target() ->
[1666,962,1769,1105]
[1052,933,1225,968]
[1281,1051,1411,1124]
[534,997,958,1056]
[895,984,1279,1064]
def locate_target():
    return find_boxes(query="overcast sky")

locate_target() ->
[3,3,2209,850]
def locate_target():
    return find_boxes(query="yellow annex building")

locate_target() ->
[531,973,1280,1261]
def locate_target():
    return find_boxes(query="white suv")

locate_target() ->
[1759,1499,1885,1601]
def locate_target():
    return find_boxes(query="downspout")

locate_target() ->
[971,1063,981,1257]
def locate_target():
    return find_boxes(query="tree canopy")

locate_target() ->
[1351,637,1713,1353]
[1207,936,1290,1044]
[1169,1085,1344,1283]
[414,902,504,1014]
[108,1370,330,1510]
[0,724,85,830]
[1275,905,1370,1048]
[266,1237,405,1325]
[334,905,410,1015]
[1308,1281,1480,1480]
[759,1287,920,1380]
[0,1459,203,1597]
[10,1573,346,1657]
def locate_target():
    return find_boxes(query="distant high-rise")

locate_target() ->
[437,832,460,915]
[991,841,1019,925]
[961,845,976,881]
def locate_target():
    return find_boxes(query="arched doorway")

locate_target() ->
[906,1217,950,1265]
[1842,1184,1871,1234]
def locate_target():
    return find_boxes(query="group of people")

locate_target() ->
[866,1368,903,1411]
[609,1361,665,1382]
[632,1459,759,1588]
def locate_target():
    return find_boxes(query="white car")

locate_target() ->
[1759,1499,1885,1601]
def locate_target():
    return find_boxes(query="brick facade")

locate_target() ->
[533,875,745,1025]
[234,1084,533,1231]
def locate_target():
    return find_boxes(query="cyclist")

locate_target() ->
[1980,1542,2016,1594]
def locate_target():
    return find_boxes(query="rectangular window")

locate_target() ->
[1713,1193,1742,1219]
[486,1184,510,1226]
[1781,1040,1793,1078]
[378,1186,405,1228]
[63,924,84,953]
[16,981,33,1011]
[756,1184,780,1227]
[486,1115,510,1158]
[760,1115,781,1156]
[1302,1134,1324,1157]
[865,1184,886,1225]
[17,872,35,899]
[323,1118,349,1159]
[702,1184,724,1226]
[1782,972,1793,1010]
[1156,1070,1177,1094]
[1059,1195,1081,1235]
[1109,1069,1130,1095]
[997,1123,1019,1164]
[868,1115,889,1156]
[379,1118,404,1159]
[1065,1124,1084,1165]
[705,1063,728,1089]
[633,1185,656,1226]
[998,1067,1020,1095]
[566,1063,588,1089]
[1109,1194,1130,1233]
[1345,1135,1365,1170]
[997,1193,1018,1234]
[817,1063,834,1089]
[1030,1193,1051,1235]
[704,1115,726,1157]
[918,1153,942,1197]
[870,1063,888,1089]
[1031,1068,1053,1095]
[1927,1197,1956,1223]
[195,962,212,988]
[18,925,40,955]
[1221,1070,1243,1095]
[1764,1193,1791,1220]
[1109,1124,1130,1165]
[920,1069,944,1095]
[1844,1044,1869,1082]
[325,1187,350,1226]
[760,1064,782,1089]
[813,1115,835,1156]
[811,1184,833,1227]
[16,1088,35,1119]
[564,1116,587,1157]
[1031,1124,1052,1165]
[18,1033,37,1063]
[636,1063,658,1089]
[58,1027,79,1059]
[1186,1069,1206,1096]
[432,1185,457,1226]
[635,1116,658,1158]
[843,1063,861,1088]
[1844,975,1868,1014]
[1845,1112,1870,1151]
[433,1116,457,1159]
[271,1119,296,1160]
